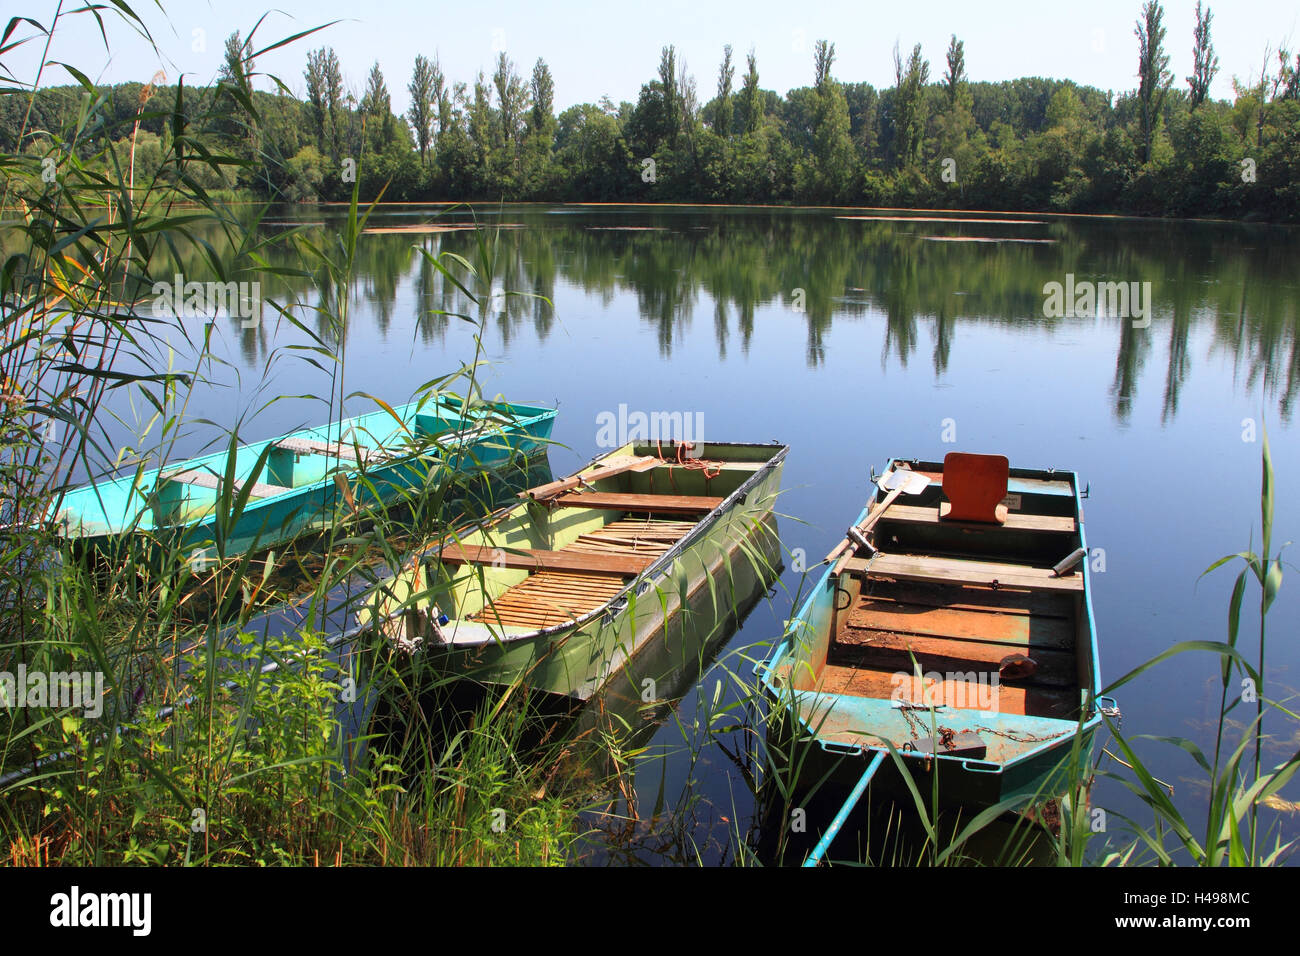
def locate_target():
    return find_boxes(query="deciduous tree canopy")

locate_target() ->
[5,6,1295,221]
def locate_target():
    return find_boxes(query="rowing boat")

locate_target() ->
[758,453,1105,859]
[364,440,787,700]
[53,396,557,558]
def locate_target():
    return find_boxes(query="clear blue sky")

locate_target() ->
[8,0,1298,112]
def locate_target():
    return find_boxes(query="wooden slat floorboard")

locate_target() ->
[858,579,1074,618]
[845,601,1075,650]
[816,664,1079,719]
[472,571,625,627]
[464,515,698,629]
[832,629,1077,687]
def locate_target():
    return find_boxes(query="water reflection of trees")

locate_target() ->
[145,206,1300,423]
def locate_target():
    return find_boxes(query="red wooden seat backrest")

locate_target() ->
[941,452,1009,523]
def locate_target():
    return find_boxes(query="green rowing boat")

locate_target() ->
[364,439,787,700]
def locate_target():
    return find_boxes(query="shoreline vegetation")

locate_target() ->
[6,197,1282,228]
[0,1,1296,867]
[3,3,1299,222]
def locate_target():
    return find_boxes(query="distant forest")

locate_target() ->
[5,1,1298,220]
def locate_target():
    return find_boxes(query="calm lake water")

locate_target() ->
[97,204,1300,862]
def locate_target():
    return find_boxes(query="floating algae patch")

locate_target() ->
[837,215,1048,225]
[923,236,1056,244]
[361,223,524,235]
[1263,795,1300,814]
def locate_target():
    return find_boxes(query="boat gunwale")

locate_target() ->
[418,440,790,645]
[55,398,558,537]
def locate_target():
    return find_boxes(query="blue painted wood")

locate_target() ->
[803,750,887,866]
[55,397,556,556]
[758,456,1102,809]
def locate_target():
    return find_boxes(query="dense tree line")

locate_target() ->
[4,2,1298,219]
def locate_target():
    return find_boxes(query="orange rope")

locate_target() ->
[655,439,722,480]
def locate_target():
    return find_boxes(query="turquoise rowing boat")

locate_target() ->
[758,453,1106,861]
[53,396,557,558]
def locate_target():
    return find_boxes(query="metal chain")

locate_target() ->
[896,703,962,752]
[897,703,928,738]
[897,707,1071,748]
[973,725,1071,744]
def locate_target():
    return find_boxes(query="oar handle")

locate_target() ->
[518,473,588,500]
[859,485,905,535]
[829,486,904,574]
[824,472,898,564]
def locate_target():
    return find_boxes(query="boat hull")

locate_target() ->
[383,442,786,701]
[759,456,1102,811]
[580,512,783,737]
[56,398,556,559]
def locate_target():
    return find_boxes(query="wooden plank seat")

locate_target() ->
[833,632,1076,687]
[276,436,399,464]
[437,543,653,577]
[843,552,1084,592]
[163,469,293,499]
[879,503,1076,534]
[550,492,723,514]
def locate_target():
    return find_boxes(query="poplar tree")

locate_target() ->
[808,40,855,200]
[530,59,555,137]
[892,41,930,168]
[658,46,679,145]
[408,55,437,164]
[1135,1,1172,162]
[739,48,761,135]
[943,35,965,106]
[361,62,394,147]
[1187,1,1219,109]
[714,45,734,136]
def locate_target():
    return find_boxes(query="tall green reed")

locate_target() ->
[1,5,601,866]
[1092,427,1295,866]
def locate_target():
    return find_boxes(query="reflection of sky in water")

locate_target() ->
[85,206,1300,862]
